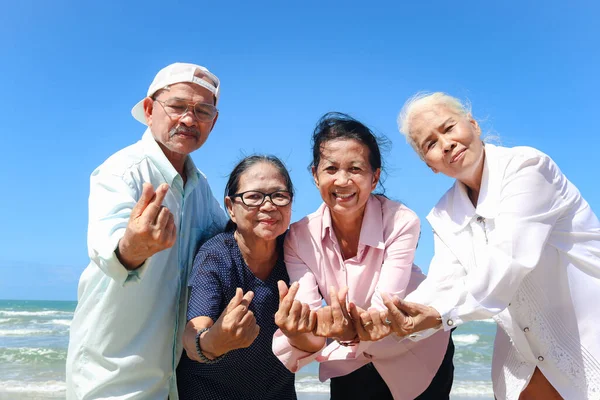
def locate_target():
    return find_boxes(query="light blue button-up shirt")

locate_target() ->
[66,129,228,400]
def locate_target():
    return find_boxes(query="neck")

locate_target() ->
[156,142,188,184]
[330,207,365,260]
[460,150,485,206]
[234,230,278,280]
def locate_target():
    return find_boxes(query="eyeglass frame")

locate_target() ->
[229,190,293,208]
[152,96,218,122]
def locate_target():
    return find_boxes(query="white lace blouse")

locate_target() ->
[407,144,600,400]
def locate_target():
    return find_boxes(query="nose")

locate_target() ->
[334,170,352,185]
[440,136,456,153]
[178,107,198,127]
[259,196,278,210]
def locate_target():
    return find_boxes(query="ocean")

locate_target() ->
[0,299,495,399]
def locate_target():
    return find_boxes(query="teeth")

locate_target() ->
[334,193,354,199]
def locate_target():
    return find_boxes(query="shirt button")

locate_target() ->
[538,356,544,362]
[446,319,454,326]
[523,327,530,332]
[476,216,485,222]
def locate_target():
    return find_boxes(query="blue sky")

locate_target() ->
[1,1,598,300]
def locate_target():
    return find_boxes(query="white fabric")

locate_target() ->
[407,144,600,399]
[66,129,227,400]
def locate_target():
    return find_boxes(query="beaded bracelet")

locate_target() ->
[195,328,225,364]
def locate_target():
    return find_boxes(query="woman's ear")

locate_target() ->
[225,196,236,223]
[311,166,319,186]
[467,113,481,137]
[371,168,381,191]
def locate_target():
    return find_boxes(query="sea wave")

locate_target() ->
[0,328,58,337]
[295,376,330,393]
[454,334,480,346]
[0,310,73,318]
[0,319,16,325]
[450,380,494,396]
[481,318,495,323]
[0,347,66,364]
[0,380,65,396]
[46,319,72,327]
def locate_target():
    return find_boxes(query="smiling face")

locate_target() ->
[225,162,292,241]
[312,138,380,220]
[409,104,484,184]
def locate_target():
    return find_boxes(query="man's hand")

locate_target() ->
[381,293,442,337]
[117,183,177,269]
[202,288,260,357]
[313,286,356,341]
[348,302,392,342]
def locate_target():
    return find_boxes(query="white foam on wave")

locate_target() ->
[0,380,65,395]
[454,334,480,346]
[0,318,15,324]
[450,380,494,396]
[0,310,73,317]
[0,328,55,337]
[295,376,330,393]
[482,318,495,323]
[47,319,72,327]
[0,347,65,363]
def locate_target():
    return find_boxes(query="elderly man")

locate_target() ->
[66,63,228,399]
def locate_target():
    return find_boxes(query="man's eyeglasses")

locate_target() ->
[230,190,293,207]
[153,98,218,122]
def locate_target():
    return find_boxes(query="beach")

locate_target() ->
[0,299,494,399]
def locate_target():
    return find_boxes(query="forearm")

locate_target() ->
[287,332,326,353]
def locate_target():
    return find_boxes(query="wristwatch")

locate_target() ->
[195,328,224,364]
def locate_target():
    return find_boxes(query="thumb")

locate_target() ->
[224,288,244,314]
[132,183,155,218]
[393,296,421,317]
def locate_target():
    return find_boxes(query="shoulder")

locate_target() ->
[194,232,237,268]
[92,138,149,179]
[375,196,421,241]
[377,195,419,223]
[288,204,326,238]
[488,144,555,176]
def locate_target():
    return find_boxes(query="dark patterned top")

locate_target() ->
[176,230,296,400]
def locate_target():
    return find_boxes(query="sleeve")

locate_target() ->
[369,215,420,310]
[86,170,152,286]
[186,246,226,322]
[417,154,573,331]
[272,226,327,372]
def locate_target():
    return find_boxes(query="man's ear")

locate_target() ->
[143,97,154,126]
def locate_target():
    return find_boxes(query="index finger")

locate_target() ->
[381,292,406,325]
[279,282,299,313]
[131,183,155,218]
[329,286,343,319]
[150,183,170,207]
[277,280,289,303]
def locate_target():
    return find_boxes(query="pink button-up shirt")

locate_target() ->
[273,195,451,399]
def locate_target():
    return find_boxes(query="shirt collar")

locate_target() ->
[320,195,385,250]
[141,128,199,188]
[428,143,501,233]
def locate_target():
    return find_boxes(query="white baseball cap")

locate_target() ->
[131,62,221,125]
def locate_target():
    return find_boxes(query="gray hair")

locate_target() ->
[397,92,472,159]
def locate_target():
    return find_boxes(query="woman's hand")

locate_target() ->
[348,302,392,342]
[275,281,317,337]
[313,286,356,342]
[201,288,260,357]
[381,293,442,337]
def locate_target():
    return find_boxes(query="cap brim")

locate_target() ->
[131,99,148,125]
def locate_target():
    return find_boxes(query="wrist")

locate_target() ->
[116,238,146,270]
[196,328,225,363]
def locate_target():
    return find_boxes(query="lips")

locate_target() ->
[450,148,466,163]
[332,192,356,201]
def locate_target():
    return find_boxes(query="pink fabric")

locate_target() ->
[272,195,451,399]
